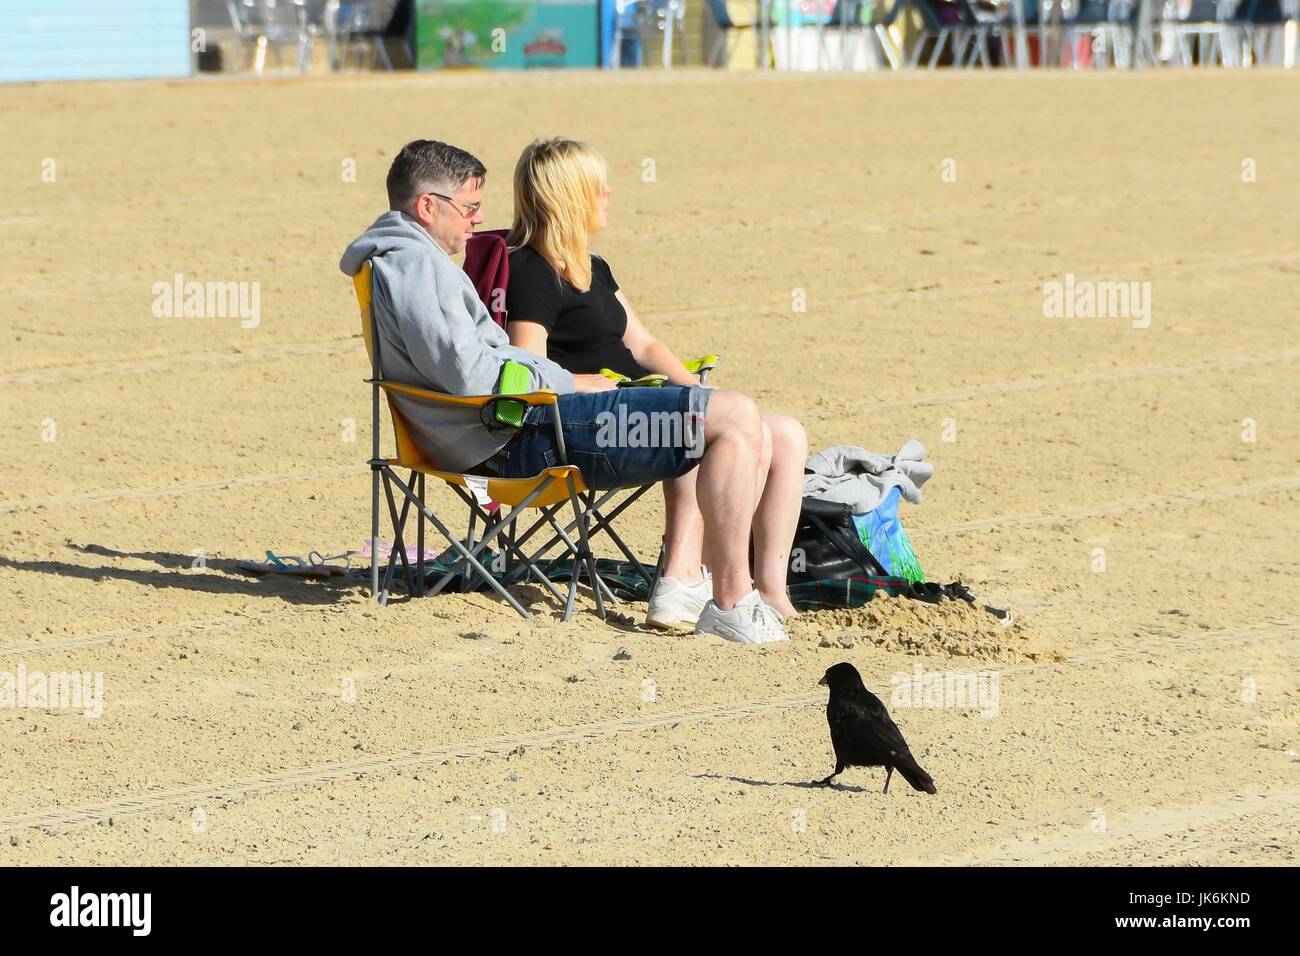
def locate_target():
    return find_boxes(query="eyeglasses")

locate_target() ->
[426,191,481,220]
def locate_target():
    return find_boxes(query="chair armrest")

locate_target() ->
[379,379,573,465]
[377,380,560,408]
[684,353,721,383]
[683,353,721,375]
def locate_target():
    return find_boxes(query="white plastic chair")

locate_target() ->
[226,0,313,74]
[610,0,690,67]
[329,0,398,71]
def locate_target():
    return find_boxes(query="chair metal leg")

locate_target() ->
[928,28,949,68]
[426,512,532,618]
[877,24,904,69]
[494,512,566,602]
[951,29,972,68]
[381,469,416,597]
[579,492,622,604]
[562,546,580,620]
[372,458,652,619]
[416,472,425,597]
[458,498,568,606]
[566,475,605,620]
[370,466,381,601]
[509,483,656,589]
[376,472,401,604]
[649,541,667,597]
[385,470,534,617]
[498,502,569,585]
[463,503,477,594]
[423,478,553,593]
[580,513,643,593]
[541,510,617,609]
[372,35,393,70]
[709,31,725,67]
[908,29,927,67]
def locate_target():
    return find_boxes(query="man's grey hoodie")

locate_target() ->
[339,211,576,472]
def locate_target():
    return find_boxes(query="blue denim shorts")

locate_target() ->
[495,386,710,490]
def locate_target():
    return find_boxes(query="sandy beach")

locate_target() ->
[0,67,1296,864]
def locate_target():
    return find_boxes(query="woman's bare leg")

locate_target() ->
[661,469,704,583]
[661,409,805,617]
[752,412,807,618]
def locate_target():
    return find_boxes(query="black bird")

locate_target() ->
[816,662,937,794]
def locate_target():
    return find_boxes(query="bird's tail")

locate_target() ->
[896,756,937,794]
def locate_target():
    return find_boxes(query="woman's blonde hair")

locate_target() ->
[507,137,608,292]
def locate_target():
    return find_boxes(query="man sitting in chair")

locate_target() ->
[340,139,795,644]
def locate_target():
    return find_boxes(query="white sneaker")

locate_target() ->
[645,570,712,629]
[694,590,789,645]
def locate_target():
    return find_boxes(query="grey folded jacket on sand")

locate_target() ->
[803,440,934,515]
[339,211,577,473]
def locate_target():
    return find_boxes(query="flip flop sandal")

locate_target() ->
[236,560,337,579]
[307,550,353,573]
[237,550,347,578]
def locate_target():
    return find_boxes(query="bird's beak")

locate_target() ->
[817,676,827,687]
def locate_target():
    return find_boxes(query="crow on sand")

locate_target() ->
[817,662,937,794]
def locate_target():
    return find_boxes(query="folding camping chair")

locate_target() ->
[352,261,616,620]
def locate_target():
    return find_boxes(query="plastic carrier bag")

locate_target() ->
[851,487,924,584]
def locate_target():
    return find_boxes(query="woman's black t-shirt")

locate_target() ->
[506,246,648,378]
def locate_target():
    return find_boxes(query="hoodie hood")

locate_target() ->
[334,206,577,473]
[340,210,438,277]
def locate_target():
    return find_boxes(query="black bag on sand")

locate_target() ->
[787,497,889,585]
[783,497,1012,621]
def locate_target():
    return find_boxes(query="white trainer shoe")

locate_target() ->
[645,570,712,629]
[694,590,790,645]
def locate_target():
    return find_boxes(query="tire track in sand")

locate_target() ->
[0,339,358,386]
[909,475,1300,541]
[843,346,1300,416]
[0,618,1292,837]
[0,618,243,657]
[945,785,1300,866]
[0,464,363,514]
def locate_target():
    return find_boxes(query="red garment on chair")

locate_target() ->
[463,228,510,329]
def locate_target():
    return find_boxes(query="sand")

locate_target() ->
[0,67,1296,865]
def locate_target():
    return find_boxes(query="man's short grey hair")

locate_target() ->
[386,139,487,211]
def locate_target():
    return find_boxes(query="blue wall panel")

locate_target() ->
[0,0,191,83]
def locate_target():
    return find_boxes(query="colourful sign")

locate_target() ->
[416,0,600,70]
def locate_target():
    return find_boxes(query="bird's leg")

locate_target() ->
[883,766,893,795]
[816,762,844,787]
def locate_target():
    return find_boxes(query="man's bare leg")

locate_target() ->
[662,420,767,584]
[695,389,762,610]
